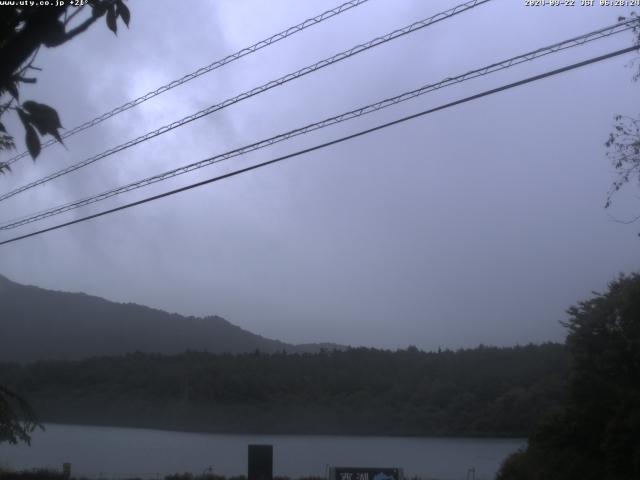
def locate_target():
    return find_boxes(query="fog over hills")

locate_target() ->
[0,274,343,362]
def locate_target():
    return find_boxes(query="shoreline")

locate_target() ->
[31,421,528,441]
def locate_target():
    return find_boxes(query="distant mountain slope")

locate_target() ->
[0,274,342,362]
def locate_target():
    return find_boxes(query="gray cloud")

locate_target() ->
[1,0,639,350]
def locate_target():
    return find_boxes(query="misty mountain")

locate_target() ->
[0,274,342,362]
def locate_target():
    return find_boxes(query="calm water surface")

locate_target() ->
[0,424,524,480]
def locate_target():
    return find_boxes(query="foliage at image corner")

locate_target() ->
[604,12,640,226]
[0,0,131,175]
[496,272,640,480]
[0,384,42,445]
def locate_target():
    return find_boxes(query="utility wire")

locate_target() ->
[2,0,373,167]
[0,0,491,203]
[0,45,636,247]
[1,19,635,231]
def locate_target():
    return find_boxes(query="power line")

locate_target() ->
[2,0,373,167]
[0,0,492,203]
[1,18,635,231]
[1,45,636,247]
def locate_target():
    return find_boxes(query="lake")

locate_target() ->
[0,424,524,480]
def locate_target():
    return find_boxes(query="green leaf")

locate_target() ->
[25,123,40,160]
[106,5,117,34]
[22,101,64,144]
[22,101,62,129]
[91,1,108,18]
[116,0,130,27]
[17,108,30,129]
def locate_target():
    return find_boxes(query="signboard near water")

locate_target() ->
[330,467,403,480]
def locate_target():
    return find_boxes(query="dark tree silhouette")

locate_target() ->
[497,273,640,480]
[0,385,40,444]
[0,0,130,172]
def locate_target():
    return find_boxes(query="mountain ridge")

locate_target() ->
[0,274,345,362]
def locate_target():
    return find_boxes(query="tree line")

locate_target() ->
[0,343,567,438]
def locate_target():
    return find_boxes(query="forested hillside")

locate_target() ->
[0,274,340,362]
[0,344,567,437]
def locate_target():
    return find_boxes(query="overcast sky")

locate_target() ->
[0,0,639,350]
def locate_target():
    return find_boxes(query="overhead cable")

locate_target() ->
[1,18,635,231]
[0,0,492,202]
[2,0,373,166]
[1,44,636,247]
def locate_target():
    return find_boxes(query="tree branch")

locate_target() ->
[63,5,85,27]
[55,13,100,45]
[0,8,65,88]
